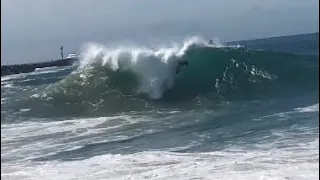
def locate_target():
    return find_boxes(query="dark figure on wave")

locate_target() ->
[175,60,189,74]
[174,39,212,74]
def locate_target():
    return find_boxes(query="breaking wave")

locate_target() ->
[4,36,318,117]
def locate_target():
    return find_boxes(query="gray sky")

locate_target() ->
[2,0,319,64]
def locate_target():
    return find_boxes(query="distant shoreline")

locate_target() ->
[1,58,77,76]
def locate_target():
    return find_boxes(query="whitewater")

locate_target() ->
[1,35,319,180]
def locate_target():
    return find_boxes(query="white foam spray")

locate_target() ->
[77,36,225,99]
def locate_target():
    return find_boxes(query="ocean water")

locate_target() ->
[1,35,319,180]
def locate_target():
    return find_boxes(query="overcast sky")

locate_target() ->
[1,0,319,64]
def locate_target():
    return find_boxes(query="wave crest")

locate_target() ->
[75,37,216,99]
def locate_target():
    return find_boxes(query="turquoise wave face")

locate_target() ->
[163,46,319,100]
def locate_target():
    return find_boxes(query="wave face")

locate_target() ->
[3,37,318,117]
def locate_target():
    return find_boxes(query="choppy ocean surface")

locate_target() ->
[1,34,319,180]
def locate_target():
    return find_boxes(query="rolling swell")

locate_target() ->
[7,38,319,117]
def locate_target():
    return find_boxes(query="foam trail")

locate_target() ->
[2,139,318,180]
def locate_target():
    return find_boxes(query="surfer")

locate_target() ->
[175,60,188,74]
[209,40,213,45]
